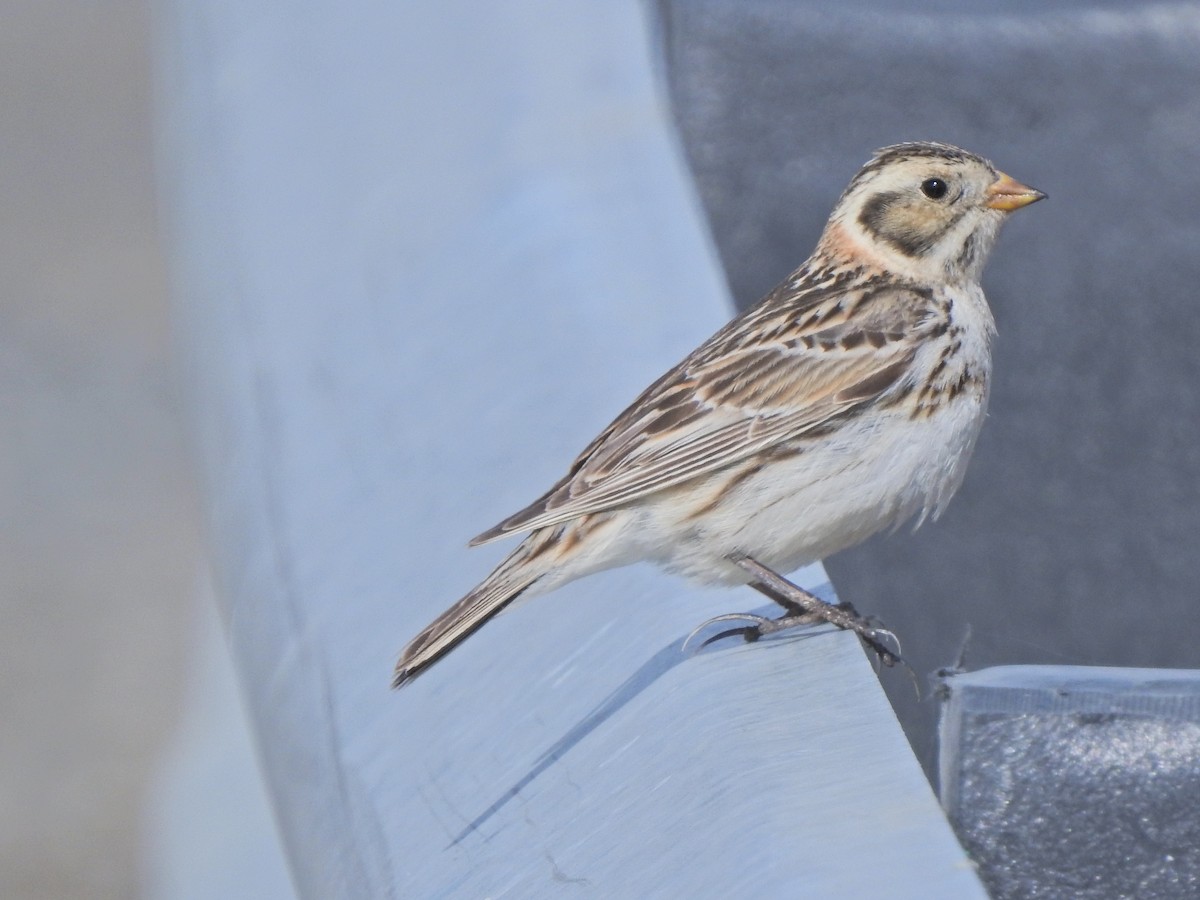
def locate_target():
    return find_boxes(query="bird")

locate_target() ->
[394,141,1044,689]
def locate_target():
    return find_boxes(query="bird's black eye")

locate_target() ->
[920,177,948,199]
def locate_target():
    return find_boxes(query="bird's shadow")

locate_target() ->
[449,583,837,847]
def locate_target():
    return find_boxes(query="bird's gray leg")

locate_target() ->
[732,554,866,629]
[689,553,900,667]
[738,577,809,618]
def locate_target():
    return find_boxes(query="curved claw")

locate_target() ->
[867,626,902,660]
[864,615,897,640]
[869,628,919,690]
[700,627,761,649]
[859,627,918,687]
[683,613,773,652]
[905,661,922,699]
[855,627,899,669]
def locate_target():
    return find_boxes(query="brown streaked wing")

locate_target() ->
[470,283,937,545]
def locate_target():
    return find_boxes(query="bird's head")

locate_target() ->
[819,141,1045,283]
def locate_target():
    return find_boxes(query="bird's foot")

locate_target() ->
[686,604,903,669]
[684,611,821,651]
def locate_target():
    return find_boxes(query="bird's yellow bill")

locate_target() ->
[985,172,1047,210]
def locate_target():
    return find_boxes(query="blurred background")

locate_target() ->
[1,1,202,897]
[6,0,1200,896]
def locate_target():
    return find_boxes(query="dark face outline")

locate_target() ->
[850,147,1004,265]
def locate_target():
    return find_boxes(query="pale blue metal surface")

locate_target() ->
[156,2,986,896]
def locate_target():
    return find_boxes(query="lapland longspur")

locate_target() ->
[394,141,1044,688]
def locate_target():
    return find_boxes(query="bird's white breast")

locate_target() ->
[639,285,994,585]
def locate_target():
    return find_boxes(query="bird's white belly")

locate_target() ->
[640,396,987,585]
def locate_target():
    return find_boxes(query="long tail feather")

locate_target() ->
[392,536,550,688]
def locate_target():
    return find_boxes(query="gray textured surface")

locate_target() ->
[157,1,984,896]
[940,666,1200,899]
[658,0,1200,776]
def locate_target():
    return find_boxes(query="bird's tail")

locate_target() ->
[392,531,554,688]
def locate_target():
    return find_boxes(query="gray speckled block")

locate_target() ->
[157,1,985,896]
[940,666,1200,899]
